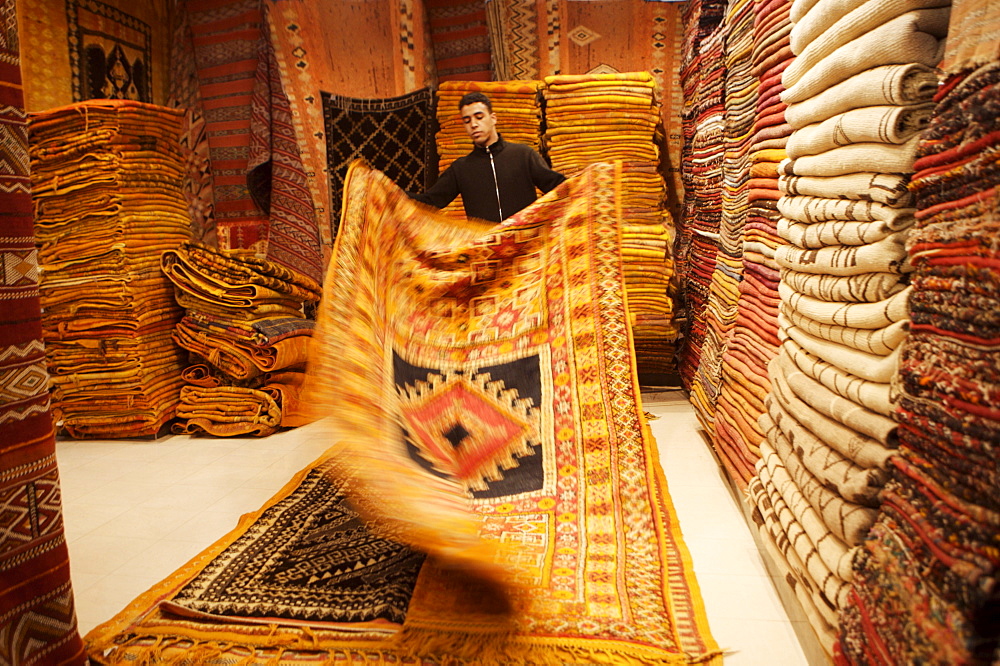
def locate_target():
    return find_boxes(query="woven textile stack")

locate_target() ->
[712,0,795,486]
[29,100,191,439]
[745,0,951,654]
[434,80,544,218]
[543,72,677,373]
[689,0,759,442]
[838,2,999,661]
[161,242,321,437]
[677,0,727,388]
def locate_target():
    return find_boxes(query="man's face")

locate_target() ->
[460,102,498,147]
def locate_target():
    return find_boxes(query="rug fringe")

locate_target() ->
[91,632,725,665]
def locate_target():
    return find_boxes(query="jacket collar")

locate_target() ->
[473,133,506,155]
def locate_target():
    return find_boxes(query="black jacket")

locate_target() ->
[410,135,565,223]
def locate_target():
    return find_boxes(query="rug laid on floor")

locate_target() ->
[0,1,86,661]
[83,160,721,665]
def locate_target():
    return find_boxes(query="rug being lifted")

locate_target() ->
[84,161,720,665]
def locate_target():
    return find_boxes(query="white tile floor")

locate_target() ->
[57,390,816,664]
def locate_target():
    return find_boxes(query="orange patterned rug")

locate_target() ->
[84,161,720,665]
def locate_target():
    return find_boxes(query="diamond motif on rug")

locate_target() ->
[568,24,601,47]
[395,351,545,498]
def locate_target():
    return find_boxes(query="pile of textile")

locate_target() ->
[838,4,999,662]
[543,72,678,374]
[745,0,950,654]
[711,0,795,487]
[677,0,727,388]
[689,0,760,446]
[28,100,192,439]
[433,79,544,218]
[161,242,321,437]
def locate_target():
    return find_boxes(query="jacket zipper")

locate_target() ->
[486,144,503,221]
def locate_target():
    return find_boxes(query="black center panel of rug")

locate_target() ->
[168,468,425,624]
[393,350,544,499]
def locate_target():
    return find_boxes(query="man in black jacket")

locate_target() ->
[410,92,565,223]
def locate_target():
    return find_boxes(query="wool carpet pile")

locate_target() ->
[837,9,1000,660]
[0,0,85,660]
[544,72,678,375]
[425,0,492,82]
[28,100,192,439]
[711,0,794,488]
[687,0,760,461]
[161,241,320,437]
[677,0,727,390]
[745,0,950,654]
[84,160,720,665]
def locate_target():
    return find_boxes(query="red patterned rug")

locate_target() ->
[0,1,85,662]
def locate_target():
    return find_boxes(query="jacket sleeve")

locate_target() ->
[407,164,459,209]
[527,149,566,193]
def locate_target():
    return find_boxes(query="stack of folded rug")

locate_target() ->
[746,0,951,654]
[689,0,759,441]
[433,80,544,218]
[544,72,678,374]
[712,0,795,488]
[838,6,999,662]
[677,0,728,389]
[29,100,192,439]
[161,242,321,437]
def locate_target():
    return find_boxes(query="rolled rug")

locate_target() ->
[786,0,951,86]
[780,301,909,355]
[779,314,904,383]
[779,171,914,206]
[778,215,915,248]
[774,230,911,275]
[777,135,923,177]
[780,267,906,303]
[781,335,894,415]
[781,8,950,104]
[786,104,935,159]
[784,63,938,129]
[763,400,888,507]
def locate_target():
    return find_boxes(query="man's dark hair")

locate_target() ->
[458,91,492,112]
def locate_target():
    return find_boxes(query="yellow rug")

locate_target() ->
[84,161,720,664]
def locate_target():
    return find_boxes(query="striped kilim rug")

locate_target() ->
[84,161,721,665]
[0,0,85,661]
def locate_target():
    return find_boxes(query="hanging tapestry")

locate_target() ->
[486,0,541,81]
[425,0,492,81]
[66,0,153,103]
[248,7,324,284]
[321,89,435,237]
[168,1,215,246]
[0,0,86,661]
[83,161,721,665]
[185,0,270,252]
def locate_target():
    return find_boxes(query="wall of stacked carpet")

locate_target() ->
[676,0,1000,661]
